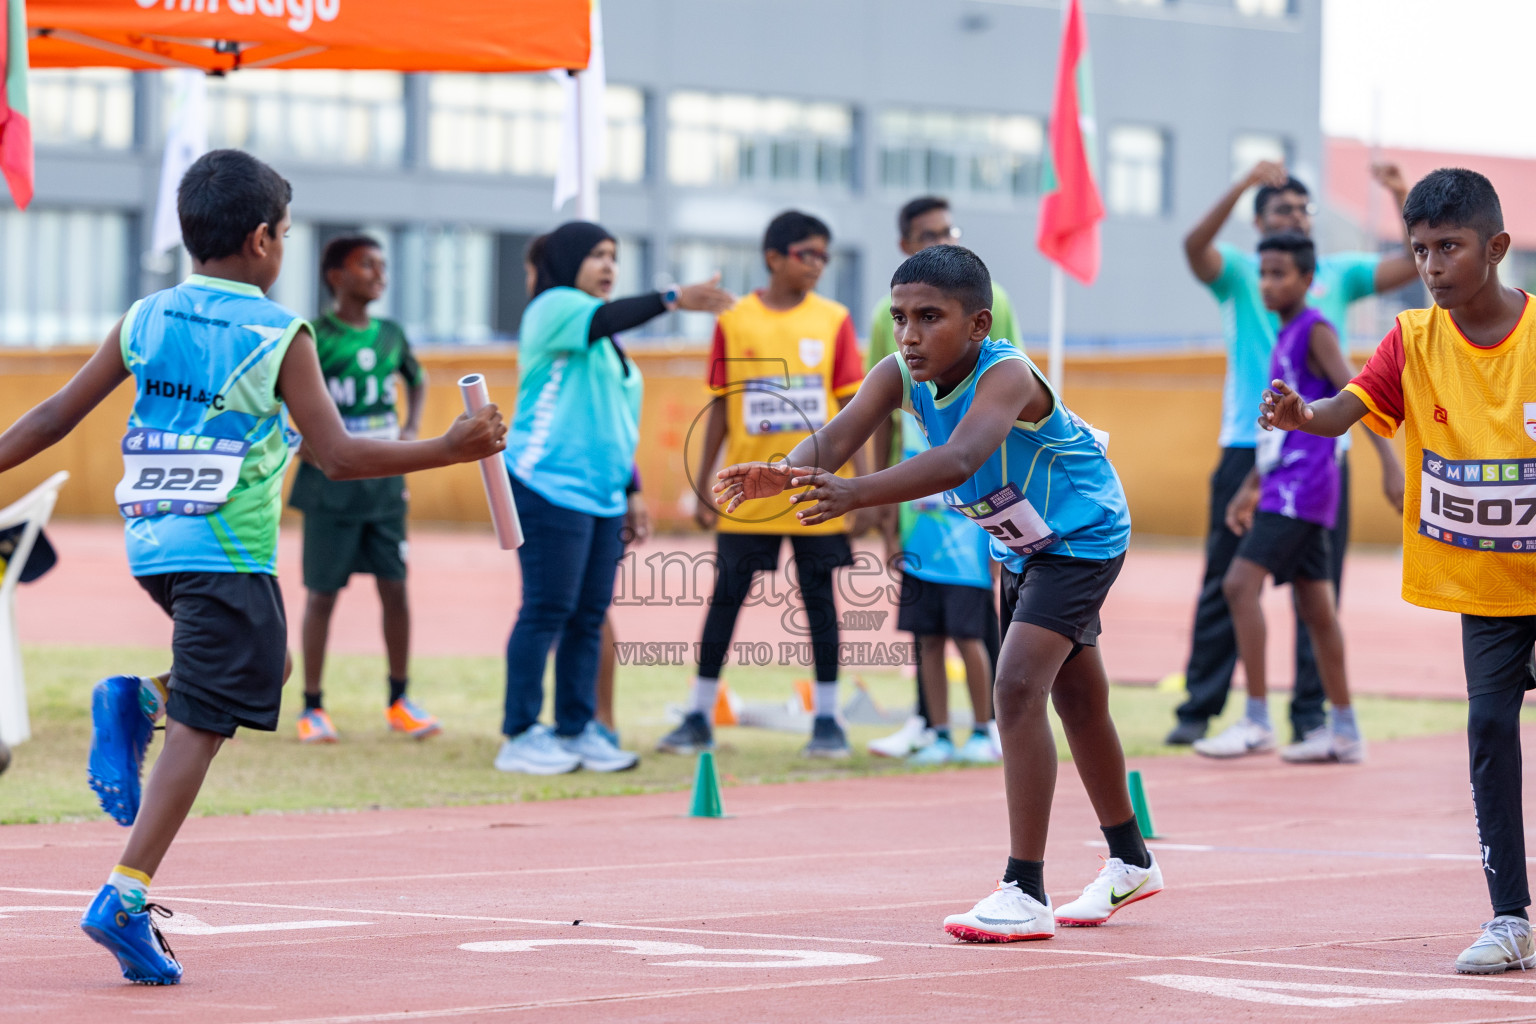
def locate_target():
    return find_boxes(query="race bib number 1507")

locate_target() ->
[115,428,248,518]
[1419,448,1536,553]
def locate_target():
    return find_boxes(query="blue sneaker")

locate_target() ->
[79,885,183,985]
[88,676,155,827]
[908,735,955,765]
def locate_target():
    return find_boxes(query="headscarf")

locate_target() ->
[533,220,616,297]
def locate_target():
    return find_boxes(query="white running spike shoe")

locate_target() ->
[1055,855,1164,926]
[943,881,1055,942]
[867,715,935,758]
[1456,916,1536,974]
[1192,718,1275,759]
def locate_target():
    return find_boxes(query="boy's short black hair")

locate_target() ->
[898,196,949,239]
[1402,167,1504,241]
[1254,176,1309,219]
[1257,232,1316,277]
[178,149,292,263]
[763,210,831,255]
[890,244,992,315]
[319,234,382,294]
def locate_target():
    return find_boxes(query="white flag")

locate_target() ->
[150,70,209,256]
[552,1,606,218]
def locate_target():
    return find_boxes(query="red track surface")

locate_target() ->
[17,522,1462,698]
[6,729,1535,1022]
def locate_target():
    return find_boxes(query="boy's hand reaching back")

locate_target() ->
[1259,378,1313,432]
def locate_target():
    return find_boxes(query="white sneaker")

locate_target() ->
[943,881,1055,942]
[494,724,581,775]
[1055,855,1164,926]
[1456,916,1536,974]
[559,721,640,772]
[1280,726,1366,764]
[867,715,934,758]
[1192,719,1275,759]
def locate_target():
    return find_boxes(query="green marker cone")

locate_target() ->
[689,750,724,818]
[1127,769,1161,839]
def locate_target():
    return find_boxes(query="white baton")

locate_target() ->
[458,373,523,550]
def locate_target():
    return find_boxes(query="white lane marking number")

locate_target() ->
[1139,974,1536,1008]
[461,937,879,969]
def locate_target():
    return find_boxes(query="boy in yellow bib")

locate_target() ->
[1262,168,1536,974]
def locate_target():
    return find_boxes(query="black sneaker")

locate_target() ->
[802,715,851,759]
[1164,719,1207,746]
[656,711,713,755]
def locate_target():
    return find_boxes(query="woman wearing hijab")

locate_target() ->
[495,221,734,775]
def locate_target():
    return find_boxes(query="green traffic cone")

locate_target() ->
[689,750,724,818]
[1127,769,1161,839]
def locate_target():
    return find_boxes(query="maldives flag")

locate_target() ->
[1036,0,1101,285]
[0,0,31,209]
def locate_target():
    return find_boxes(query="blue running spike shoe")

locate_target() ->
[88,675,155,827]
[80,885,183,985]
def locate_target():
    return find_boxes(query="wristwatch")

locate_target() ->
[661,286,680,312]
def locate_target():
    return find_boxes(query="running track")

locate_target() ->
[6,727,1535,1022]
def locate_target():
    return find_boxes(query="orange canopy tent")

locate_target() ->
[26,0,590,73]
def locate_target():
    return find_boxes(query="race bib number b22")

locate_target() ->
[950,482,1058,557]
[115,428,248,518]
[1419,449,1536,553]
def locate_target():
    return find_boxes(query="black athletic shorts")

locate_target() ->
[897,573,992,639]
[1000,551,1124,647]
[301,511,407,594]
[715,531,855,576]
[136,572,288,737]
[1462,614,1536,699]
[1235,511,1331,585]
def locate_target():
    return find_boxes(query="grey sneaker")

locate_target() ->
[559,721,640,772]
[1164,720,1207,746]
[1457,916,1536,974]
[1280,726,1366,764]
[494,724,581,775]
[802,715,851,759]
[656,711,713,755]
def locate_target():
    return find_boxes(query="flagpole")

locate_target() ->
[1047,264,1065,394]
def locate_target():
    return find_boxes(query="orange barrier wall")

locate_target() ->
[0,347,1405,544]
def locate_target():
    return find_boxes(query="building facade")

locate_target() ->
[9,0,1322,352]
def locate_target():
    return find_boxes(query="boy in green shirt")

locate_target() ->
[289,235,436,742]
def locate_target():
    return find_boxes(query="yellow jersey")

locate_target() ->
[1344,294,1536,616]
[707,291,863,535]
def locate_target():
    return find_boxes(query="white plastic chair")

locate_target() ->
[0,471,69,746]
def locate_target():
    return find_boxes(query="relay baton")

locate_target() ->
[458,373,523,550]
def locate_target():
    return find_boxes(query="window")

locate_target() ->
[427,76,647,182]
[1231,132,1289,180]
[394,226,495,344]
[201,71,405,167]
[1105,125,1168,216]
[1115,0,1165,6]
[667,92,854,190]
[878,108,1044,202]
[29,70,134,150]
[1235,0,1292,15]
[0,208,132,347]
[666,239,860,340]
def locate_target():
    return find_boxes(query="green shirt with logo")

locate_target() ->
[289,314,425,519]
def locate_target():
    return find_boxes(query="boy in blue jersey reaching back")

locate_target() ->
[715,245,1160,941]
[0,150,505,985]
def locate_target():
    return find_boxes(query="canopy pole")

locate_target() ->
[1047,264,1065,394]
[573,70,598,221]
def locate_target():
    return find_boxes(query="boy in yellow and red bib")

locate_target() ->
[1262,168,1536,974]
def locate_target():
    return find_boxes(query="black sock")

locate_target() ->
[388,677,408,705]
[1002,857,1046,904]
[304,690,323,712]
[1502,907,1530,920]
[1102,815,1151,869]
[934,727,951,743]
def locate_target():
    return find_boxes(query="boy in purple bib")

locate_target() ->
[1193,233,1366,765]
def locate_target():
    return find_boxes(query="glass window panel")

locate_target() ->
[666,91,854,189]
[0,208,131,347]
[1231,132,1289,178]
[30,70,135,150]
[197,70,405,167]
[393,226,496,344]
[1106,125,1168,217]
[664,239,858,340]
[1235,0,1291,15]
[876,107,1044,203]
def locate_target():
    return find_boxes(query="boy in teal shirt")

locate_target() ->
[0,149,504,985]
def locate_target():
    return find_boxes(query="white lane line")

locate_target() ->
[1100,840,1525,863]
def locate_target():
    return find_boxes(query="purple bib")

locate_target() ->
[1257,307,1340,528]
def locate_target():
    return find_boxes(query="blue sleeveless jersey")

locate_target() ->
[118,275,306,576]
[899,338,1131,571]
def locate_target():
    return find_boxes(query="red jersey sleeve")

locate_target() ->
[1342,322,1406,437]
[829,314,863,398]
[707,321,728,390]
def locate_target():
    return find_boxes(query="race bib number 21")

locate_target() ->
[1419,449,1536,553]
[115,428,248,518]
[950,482,1058,557]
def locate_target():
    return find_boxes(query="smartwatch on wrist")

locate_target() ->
[661,286,680,312]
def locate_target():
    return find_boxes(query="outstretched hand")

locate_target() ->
[713,461,798,513]
[1258,379,1312,432]
[785,468,859,527]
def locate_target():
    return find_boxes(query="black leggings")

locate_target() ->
[697,534,849,683]
[1463,614,1536,915]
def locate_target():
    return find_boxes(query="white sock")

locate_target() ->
[107,865,151,914]
[140,676,167,724]
[814,681,838,717]
[692,677,720,715]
